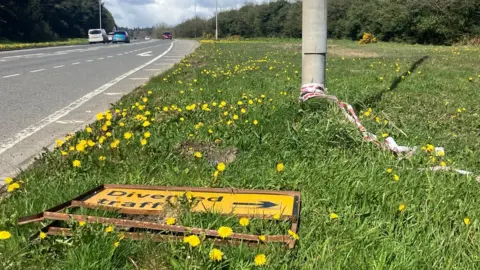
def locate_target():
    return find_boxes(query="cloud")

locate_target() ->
[105,0,273,28]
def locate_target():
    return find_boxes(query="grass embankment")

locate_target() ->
[0,38,88,51]
[1,39,480,269]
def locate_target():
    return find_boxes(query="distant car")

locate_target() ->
[145,36,150,40]
[107,32,114,42]
[112,31,130,43]
[88,29,107,44]
[162,32,172,40]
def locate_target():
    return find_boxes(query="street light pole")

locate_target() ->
[215,0,218,40]
[302,0,327,90]
[99,0,102,29]
[194,0,197,38]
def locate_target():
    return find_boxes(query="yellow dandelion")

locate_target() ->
[166,217,176,225]
[330,213,339,219]
[273,213,280,220]
[73,160,81,168]
[140,139,147,146]
[105,225,114,233]
[39,231,47,239]
[217,162,226,172]
[183,235,201,247]
[98,156,106,161]
[113,241,120,248]
[143,121,150,127]
[217,226,233,238]
[276,163,285,172]
[386,168,393,173]
[440,161,447,167]
[254,254,267,266]
[209,248,224,262]
[96,112,104,121]
[394,174,400,181]
[5,177,13,184]
[288,229,299,240]
[464,217,471,225]
[86,127,92,133]
[239,217,249,227]
[0,231,12,240]
[124,132,133,140]
[253,120,259,125]
[398,204,405,212]
[258,235,266,242]
[7,183,20,193]
[194,152,202,158]
[241,108,246,114]
[79,221,86,227]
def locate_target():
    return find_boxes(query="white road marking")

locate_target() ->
[0,41,175,155]
[53,65,65,68]
[30,69,45,73]
[129,78,149,80]
[98,57,104,60]
[107,56,113,58]
[86,60,93,62]
[103,92,123,96]
[3,74,20,78]
[0,59,7,62]
[118,54,123,56]
[144,69,163,71]
[72,62,80,65]
[56,120,85,124]
[138,51,153,57]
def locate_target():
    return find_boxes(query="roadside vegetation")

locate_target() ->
[1,38,480,269]
[0,39,88,51]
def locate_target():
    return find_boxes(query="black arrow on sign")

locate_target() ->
[233,201,278,209]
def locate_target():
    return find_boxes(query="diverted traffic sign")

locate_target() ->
[82,185,300,218]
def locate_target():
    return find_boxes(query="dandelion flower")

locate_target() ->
[194,152,202,158]
[394,174,400,181]
[98,156,106,161]
[141,139,147,146]
[440,161,447,167]
[239,217,249,227]
[398,204,406,212]
[144,131,151,138]
[464,217,471,225]
[253,120,259,125]
[217,162,226,172]
[241,108,246,114]
[254,254,267,266]
[217,226,233,238]
[288,229,299,240]
[386,168,393,173]
[143,121,150,127]
[382,133,389,138]
[96,112,104,121]
[79,221,86,227]
[113,241,120,248]
[330,213,339,219]
[39,231,47,239]
[166,217,176,225]
[124,132,133,140]
[276,163,285,172]
[209,248,224,262]
[7,183,20,192]
[273,213,280,220]
[73,160,81,168]
[5,177,13,184]
[258,235,266,242]
[0,231,11,240]
[105,225,114,233]
[86,127,92,133]
[183,235,200,247]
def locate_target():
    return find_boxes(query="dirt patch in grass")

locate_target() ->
[271,43,378,58]
[176,140,237,165]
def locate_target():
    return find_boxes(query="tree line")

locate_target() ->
[173,0,480,45]
[0,0,116,41]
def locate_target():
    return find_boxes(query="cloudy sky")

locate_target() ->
[104,0,274,28]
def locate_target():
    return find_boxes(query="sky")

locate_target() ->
[104,0,275,28]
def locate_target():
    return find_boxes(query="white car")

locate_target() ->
[145,36,150,40]
[88,29,107,44]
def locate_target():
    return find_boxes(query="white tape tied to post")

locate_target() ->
[299,83,480,182]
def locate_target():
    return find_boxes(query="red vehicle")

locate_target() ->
[162,32,172,40]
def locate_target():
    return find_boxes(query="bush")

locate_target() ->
[359,32,377,44]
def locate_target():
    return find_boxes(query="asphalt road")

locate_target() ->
[0,39,198,182]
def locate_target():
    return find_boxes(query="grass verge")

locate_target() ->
[1,39,480,269]
[0,39,88,51]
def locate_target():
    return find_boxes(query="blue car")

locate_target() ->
[112,31,130,43]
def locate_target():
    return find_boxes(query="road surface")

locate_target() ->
[0,39,198,183]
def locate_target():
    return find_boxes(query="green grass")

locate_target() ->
[0,38,88,51]
[1,39,480,269]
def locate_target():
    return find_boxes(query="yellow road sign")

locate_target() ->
[83,186,299,217]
